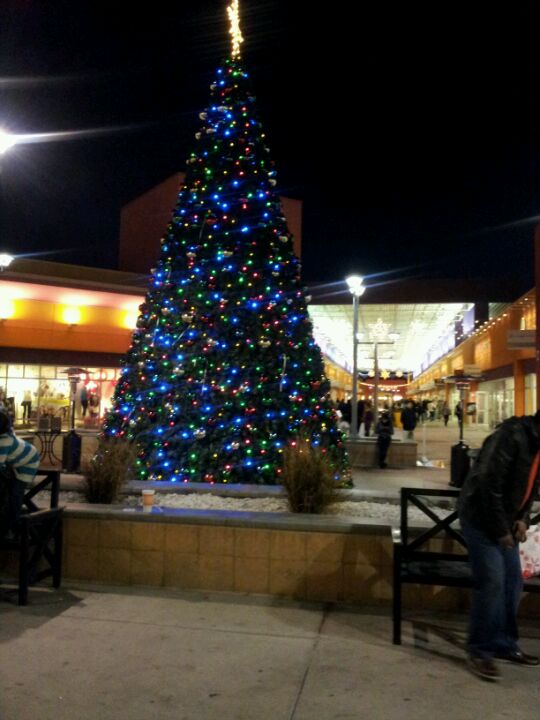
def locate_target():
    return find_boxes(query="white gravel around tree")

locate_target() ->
[46,490,452,524]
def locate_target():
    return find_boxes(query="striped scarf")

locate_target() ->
[0,433,40,484]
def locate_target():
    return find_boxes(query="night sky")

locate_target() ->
[1,1,540,291]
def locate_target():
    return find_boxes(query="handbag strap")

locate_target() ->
[519,450,540,511]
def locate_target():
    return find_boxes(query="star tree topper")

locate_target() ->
[227,0,244,59]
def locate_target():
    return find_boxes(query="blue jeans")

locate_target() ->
[461,518,523,659]
[377,436,391,467]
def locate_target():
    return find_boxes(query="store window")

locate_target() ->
[1,363,120,429]
[8,364,24,378]
[525,374,537,416]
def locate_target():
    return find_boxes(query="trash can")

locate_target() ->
[449,440,470,488]
[62,430,82,473]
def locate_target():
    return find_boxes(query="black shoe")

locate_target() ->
[495,650,540,666]
[467,656,500,681]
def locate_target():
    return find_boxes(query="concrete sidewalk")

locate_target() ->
[1,584,539,720]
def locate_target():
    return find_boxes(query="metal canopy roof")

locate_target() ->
[309,302,470,376]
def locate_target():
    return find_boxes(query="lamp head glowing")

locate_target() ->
[0,130,16,155]
[346,275,365,297]
[0,253,14,271]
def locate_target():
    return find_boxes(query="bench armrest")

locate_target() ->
[19,507,64,527]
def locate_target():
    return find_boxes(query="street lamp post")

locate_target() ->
[365,339,393,427]
[346,275,365,439]
[373,340,379,427]
[456,380,469,443]
[358,328,400,427]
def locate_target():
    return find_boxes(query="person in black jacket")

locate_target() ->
[375,411,393,468]
[400,401,417,439]
[458,413,540,681]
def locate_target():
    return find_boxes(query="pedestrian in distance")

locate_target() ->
[375,411,393,468]
[442,402,451,427]
[458,411,540,681]
[363,402,373,437]
[400,400,417,440]
[336,398,350,434]
[356,399,365,437]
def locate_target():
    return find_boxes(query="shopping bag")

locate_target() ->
[519,525,540,579]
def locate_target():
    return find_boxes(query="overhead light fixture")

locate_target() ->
[346,275,365,297]
[0,297,15,320]
[62,306,81,326]
[123,309,139,329]
[0,253,14,272]
[0,130,16,155]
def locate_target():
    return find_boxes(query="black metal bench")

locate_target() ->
[392,487,540,644]
[0,469,64,605]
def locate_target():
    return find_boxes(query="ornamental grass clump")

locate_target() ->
[82,437,137,504]
[281,437,338,514]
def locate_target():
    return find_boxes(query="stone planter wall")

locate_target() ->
[60,507,467,611]
[345,439,417,468]
[3,506,539,616]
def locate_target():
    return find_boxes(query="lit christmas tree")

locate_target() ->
[104,1,348,484]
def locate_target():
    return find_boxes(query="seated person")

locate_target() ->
[0,410,41,536]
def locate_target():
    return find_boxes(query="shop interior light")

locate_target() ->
[123,309,139,329]
[62,306,81,326]
[0,296,15,320]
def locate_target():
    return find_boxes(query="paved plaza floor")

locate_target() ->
[1,585,540,720]
[350,419,491,494]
